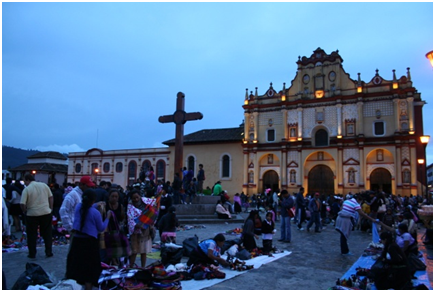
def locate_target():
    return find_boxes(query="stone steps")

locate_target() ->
[177,214,245,225]
[170,195,244,224]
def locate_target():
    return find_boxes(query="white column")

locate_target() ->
[282,109,288,140]
[281,149,287,189]
[395,146,402,186]
[357,101,364,135]
[243,151,248,188]
[297,107,303,139]
[253,112,259,141]
[359,148,365,189]
[336,104,342,136]
[393,99,400,132]
[407,97,415,132]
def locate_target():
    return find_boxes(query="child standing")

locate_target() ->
[261,211,275,255]
[381,207,395,230]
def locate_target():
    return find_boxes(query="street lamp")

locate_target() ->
[94,168,99,184]
[426,50,433,67]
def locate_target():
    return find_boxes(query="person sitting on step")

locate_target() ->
[216,200,231,219]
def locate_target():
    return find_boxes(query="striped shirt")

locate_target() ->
[341,198,361,215]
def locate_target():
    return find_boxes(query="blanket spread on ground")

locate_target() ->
[181,250,291,290]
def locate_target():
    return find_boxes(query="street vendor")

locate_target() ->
[187,233,230,267]
[335,194,377,255]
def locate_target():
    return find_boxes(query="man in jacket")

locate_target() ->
[295,187,306,230]
[306,192,322,233]
[278,190,294,243]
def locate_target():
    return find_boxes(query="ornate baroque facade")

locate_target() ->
[241,48,427,196]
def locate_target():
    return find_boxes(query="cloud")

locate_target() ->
[35,144,85,154]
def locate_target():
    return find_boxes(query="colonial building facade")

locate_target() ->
[241,48,427,197]
[67,48,428,197]
[9,151,68,185]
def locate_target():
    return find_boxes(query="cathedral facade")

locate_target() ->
[67,48,428,197]
[241,48,427,197]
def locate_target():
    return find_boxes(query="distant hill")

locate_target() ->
[2,146,40,170]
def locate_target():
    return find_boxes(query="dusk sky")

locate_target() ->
[2,2,433,165]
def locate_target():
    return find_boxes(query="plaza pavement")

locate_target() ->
[2,210,433,290]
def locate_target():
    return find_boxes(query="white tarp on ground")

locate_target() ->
[181,251,292,290]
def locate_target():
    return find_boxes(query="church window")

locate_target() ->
[103,162,110,173]
[75,163,81,173]
[329,71,336,82]
[142,160,151,172]
[156,160,165,181]
[315,129,328,146]
[267,129,275,142]
[374,121,385,136]
[188,156,195,174]
[116,162,123,173]
[402,169,411,184]
[222,155,230,178]
[128,161,137,185]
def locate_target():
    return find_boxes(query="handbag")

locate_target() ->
[378,200,386,213]
[104,211,131,259]
[287,207,296,218]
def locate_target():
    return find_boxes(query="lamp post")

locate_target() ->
[420,135,430,200]
[418,159,425,198]
[94,168,99,184]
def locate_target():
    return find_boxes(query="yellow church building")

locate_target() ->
[67,48,429,197]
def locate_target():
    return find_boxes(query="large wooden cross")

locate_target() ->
[158,92,203,178]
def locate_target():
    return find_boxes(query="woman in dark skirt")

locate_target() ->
[242,210,259,251]
[66,189,111,290]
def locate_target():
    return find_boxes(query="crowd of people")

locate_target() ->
[2,168,433,289]
[2,169,182,289]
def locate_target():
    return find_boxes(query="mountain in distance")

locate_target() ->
[2,146,40,170]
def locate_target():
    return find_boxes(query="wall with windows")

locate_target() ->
[67,148,170,188]
[165,142,243,198]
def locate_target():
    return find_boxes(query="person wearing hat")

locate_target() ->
[60,176,96,233]
[306,192,322,233]
[20,173,54,258]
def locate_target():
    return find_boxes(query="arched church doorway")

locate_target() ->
[262,170,279,193]
[308,165,334,195]
[370,168,392,194]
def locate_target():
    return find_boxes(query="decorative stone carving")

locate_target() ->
[343,148,359,162]
[260,112,283,126]
[343,104,358,120]
[363,101,394,117]
[367,164,395,179]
